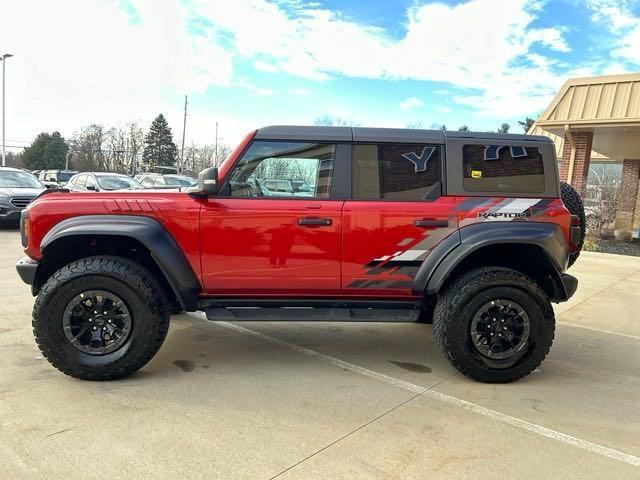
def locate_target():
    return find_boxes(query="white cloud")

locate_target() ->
[0,0,581,148]
[586,0,640,64]
[187,0,574,117]
[0,0,247,147]
[399,97,423,111]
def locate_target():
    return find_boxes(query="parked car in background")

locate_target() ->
[0,167,45,224]
[38,170,78,188]
[135,173,197,189]
[252,178,315,197]
[66,172,143,192]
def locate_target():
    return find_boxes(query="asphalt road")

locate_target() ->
[1,226,639,479]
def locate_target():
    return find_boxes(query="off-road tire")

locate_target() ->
[560,181,585,268]
[433,267,555,383]
[33,256,169,380]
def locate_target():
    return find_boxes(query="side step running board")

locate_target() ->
[204,307,421,322]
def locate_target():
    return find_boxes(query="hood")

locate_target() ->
[0,187,45,197]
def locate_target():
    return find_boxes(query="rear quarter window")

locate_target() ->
[463,144,545,194]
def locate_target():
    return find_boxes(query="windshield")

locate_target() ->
[0,171,43,189]
[96,175,142,191]
[58,171,75,182]
[165,176,197,186]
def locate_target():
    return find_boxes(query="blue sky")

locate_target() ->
[2,0,640,147]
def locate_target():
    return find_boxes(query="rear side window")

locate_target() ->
[463,144,545,193]
[352,144,442,200]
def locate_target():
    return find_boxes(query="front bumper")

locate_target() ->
[0,209,22,223]
[16,256,38,285]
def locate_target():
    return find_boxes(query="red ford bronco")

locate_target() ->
[16,126,585,383]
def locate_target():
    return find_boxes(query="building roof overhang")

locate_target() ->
[533,73,640,161]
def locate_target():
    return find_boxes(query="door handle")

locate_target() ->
[298,217,332,226]
[414,218,449,228]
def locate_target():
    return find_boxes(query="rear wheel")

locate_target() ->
[33,256,169,380]
[560,182,585,268]
[433,267,555,383]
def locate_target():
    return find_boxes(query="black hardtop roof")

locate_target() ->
[255,125,551,144]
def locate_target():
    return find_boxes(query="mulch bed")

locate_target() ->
[584,237,640,257]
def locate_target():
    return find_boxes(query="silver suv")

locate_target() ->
[0,168,44,224]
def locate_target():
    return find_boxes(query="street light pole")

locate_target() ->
[1,53,14,167]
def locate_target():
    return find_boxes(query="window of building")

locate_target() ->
[463,144,545,193]
[228,141,335,199]
[352,144,442,200]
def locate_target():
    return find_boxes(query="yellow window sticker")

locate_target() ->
[471,170,482,179]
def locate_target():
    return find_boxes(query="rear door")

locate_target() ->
[342,140,458,296]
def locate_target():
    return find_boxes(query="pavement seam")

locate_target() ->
[265,372,458,479]
[267,390,427,480]
[192,316,640,468]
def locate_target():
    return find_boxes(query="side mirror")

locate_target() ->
[190,167,219,197]
[86,185,97,191]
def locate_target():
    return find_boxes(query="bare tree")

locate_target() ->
[182,142,232,176]
[69,124,106,172]
[313,114,356,127]
[585,167,619,238]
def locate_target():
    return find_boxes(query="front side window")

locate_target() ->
[141,177,155,187]
[352,144,442,200]
[97,175,141,191]
[463,144,545,193]
[228,141,335,199]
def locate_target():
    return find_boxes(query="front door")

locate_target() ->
[342,143,458,296]
[200,140,344,295]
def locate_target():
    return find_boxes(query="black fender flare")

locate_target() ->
[412,222,572,302]
[41,215,201,311]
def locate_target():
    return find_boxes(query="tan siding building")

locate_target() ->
[528,73,640,238]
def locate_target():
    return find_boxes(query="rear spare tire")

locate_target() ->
[560,181,585,268]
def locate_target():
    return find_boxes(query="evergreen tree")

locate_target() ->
[142,114,178,168]
[22,132,69,170]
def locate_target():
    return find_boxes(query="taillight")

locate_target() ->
[20,210,29,248]
[569,214,581,247]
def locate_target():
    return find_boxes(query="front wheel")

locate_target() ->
[433,267,555,383]
[33,256,170,380]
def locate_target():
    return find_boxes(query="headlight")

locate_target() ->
[20,210,29,247]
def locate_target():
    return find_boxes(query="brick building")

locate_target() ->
[529,73,640,239]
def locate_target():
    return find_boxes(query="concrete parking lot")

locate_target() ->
[0,227,639,479]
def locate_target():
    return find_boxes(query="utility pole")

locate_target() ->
[1,53,14,167]
[65,151,72,170]
[180,95,187,174]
